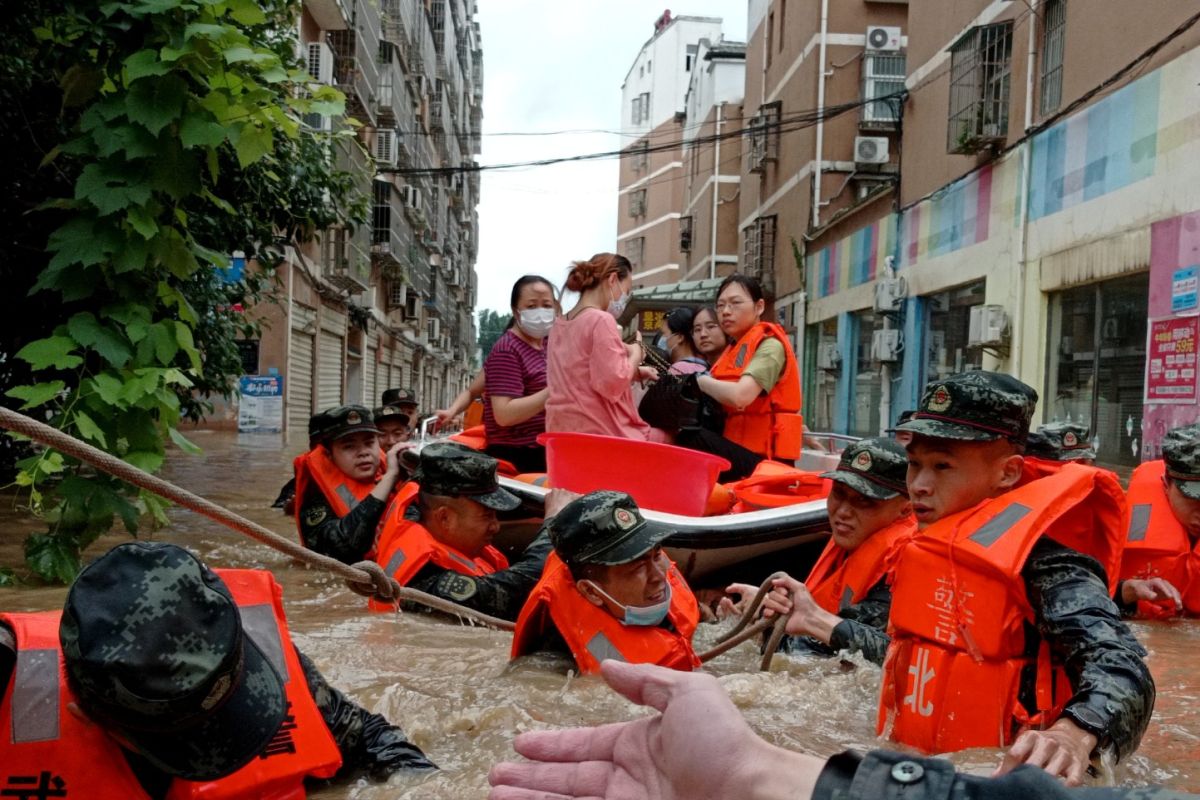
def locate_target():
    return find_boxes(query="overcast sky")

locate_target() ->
[472,2,748,315]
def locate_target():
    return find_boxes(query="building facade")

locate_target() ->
[232,0,482,440]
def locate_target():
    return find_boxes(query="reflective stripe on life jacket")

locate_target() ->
[510,553,700,675]
[878,463,1127,754]
[369,489,509,611]
[709,322,802,461]
[292,446,381,547]
[804,517,916,615]
[1119,460,1200,617]
[1,570,341,800]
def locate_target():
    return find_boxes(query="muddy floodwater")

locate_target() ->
[2,430,1199,796]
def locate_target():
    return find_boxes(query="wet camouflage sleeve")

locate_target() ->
[813,749,1195,799]
[780,578,893,658]
[1024,538,1154,759]
[298,488,386,564]
[296,648,436,776]
[405,530,553,622]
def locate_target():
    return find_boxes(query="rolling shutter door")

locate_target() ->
[364,339,378,408]
[287,333,315,436]
[317,330,343,410]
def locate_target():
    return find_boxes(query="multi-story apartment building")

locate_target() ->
[618,12,725,287]
[241,0,482,439]
[802,0,1200,471]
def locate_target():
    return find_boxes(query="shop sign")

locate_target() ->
[1145,315,1199,404]
[238,375,284,432]
[1171,266,1198,312]
[639,309,666,333]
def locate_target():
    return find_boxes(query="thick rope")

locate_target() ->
[0,406,515,631]
[697,571,789,670]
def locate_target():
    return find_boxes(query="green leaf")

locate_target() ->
[93,120,159,159]
[233,124,272,167]
[105,303,152,328]
[124,49,170,82]
[68,312,133,367]
[61,65,104,108]
[89,373,126,406]
[73,410,108,447]
[126,205,159,239]
[152,228,200,278]
[169,426,203,455]
[25,533,81,584]
[75,162,152,216]
[112,236,150,273]
[184,22,229,41]
[129,0,183,16]
[180,111,226,148]
[125,75,188,135]
[6,381,65,409]
[124,450,164,472]
[174,322,202,370]
[147,322,179,363]
[227,0,267,24]
[16,336,82,370]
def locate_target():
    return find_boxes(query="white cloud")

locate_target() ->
[473,1,748,315]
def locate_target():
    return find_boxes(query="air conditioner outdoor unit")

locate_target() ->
[374,129,396,167]
[301,112,332,132]
[855,136,890,165]
[968,304,1009,347]
[866,26,902,52]
[306,41,334,85]
[817,343,842,371]
[871,329,903,362]
[873,275,907,313]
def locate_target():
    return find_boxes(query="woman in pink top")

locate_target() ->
[545,253,668,442]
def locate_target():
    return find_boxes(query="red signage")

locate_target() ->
[1145,315,1199,403]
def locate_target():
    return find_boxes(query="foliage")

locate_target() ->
[1,0,364,581]
[477,310,513,360]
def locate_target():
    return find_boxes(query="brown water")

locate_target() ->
[2,431,1198,796]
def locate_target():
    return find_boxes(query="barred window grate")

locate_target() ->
[947,22,1013,152]
[861,53,906,126]
[1039,0,1066,117]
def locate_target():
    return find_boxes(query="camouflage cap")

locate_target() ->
[821,437,909,500]
[894,371,1037,444]
[548,491,672,567]
[381,387,418,408]
[309,404,379,445]
[59,542,285,781]
[1026,421,1096,462]
[1163,423,1200,500]
[373,403,412,427]
[415,442,521,510]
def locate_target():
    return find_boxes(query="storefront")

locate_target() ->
[924,281,985,383]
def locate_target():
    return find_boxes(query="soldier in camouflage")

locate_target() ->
[0,542,433,794]
[1027,421,1097,463]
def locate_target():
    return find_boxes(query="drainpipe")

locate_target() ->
[812,0,830,229]
[1012,0,1038,379]
[710,101,725,279]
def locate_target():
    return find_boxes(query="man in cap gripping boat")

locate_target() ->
[374,402,413,448]
[0,542,433,797]
[510,491,701,674]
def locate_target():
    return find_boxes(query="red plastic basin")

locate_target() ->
[537,432,730,516]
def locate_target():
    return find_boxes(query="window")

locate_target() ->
[861,52,906,126]
[808,318,839,432]
[236,340,260,375]
[767,12,775,67]
[748,102,781,172]
[685,44,697,71]
[625,237,645,271]
[639,92,651,123]
[631,95,641,125]
[679,216,693,252]
[742,215,777,281]
[1039,0,1066,116]
[632,139,649,172]
[778,0,786,52]
[1045,274,1148,471]
[925,281,985,383]
[628,189,647,217]
[946,21,1013,153]
[850,310,882,437]
[387,280,408,310]
[646,60,651,73]
[639,65,644,78]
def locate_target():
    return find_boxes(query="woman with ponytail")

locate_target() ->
[545,253,668,442]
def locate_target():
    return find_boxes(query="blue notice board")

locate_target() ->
[1172,265,1198,312]
[238,375,284,433]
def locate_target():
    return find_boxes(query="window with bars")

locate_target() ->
[625,237,645,271]
[946,21,1013,153]
[749,102,781,172]
[679,216,693,252]
[628,189,647,217]
[861,52,906,127]
[1039,0,1066,117]
[632,139,649,172]
[742,215,777,280]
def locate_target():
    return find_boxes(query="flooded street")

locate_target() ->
[2,431,1199,796]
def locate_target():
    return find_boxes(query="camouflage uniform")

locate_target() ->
[298,405,390,563]
[1162,423,1200,499]
[833,372,1154,761]
[1027,421,1098,461]
[780,437,909,656]
[403,443,552,621]
[813,749,1195,799]
[0,541,432,791]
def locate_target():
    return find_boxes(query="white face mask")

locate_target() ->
[518,307,555,338]
[607,282,631,318]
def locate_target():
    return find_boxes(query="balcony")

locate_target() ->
[305,0,350,32]
[327,0,381,127]
[372,181,413,279]
[322,226,370,292]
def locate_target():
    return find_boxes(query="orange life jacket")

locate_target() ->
[292,446,381,548]
[709,322,802,461]
[878,463,1127,754]
[0,570,341,800]
[725,461,830,513]
[1119,460,1200,618]
[510,553,701,674]
[805,517,917,615]
[369,488,509,612]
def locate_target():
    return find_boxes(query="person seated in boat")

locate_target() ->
[655,307,709,375]
[511,491,701,675]
[372,443,570,621]
[1026,421,1096,466]
[293,405,408,564]
[690,305,728,367]
[769,371,1152,784]
[545,252,669,443]
[374,403,411,449]
[1117,422,1200,618]
[679,275,802,482]
[0,542,434,796]
[381,386,419,422]
[740,437,915,656]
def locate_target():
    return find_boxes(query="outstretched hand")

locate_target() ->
[995,718,1097,786]
[763,576,842,645]
[488,661,822,800]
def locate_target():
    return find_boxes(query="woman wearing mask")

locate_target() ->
[466,274,558,473]
[657,307,708,376]
[546,253,668,442]
[690,306,728,367]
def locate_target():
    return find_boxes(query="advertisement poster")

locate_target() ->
[1145,315,1199,404]
[238,375,284,432]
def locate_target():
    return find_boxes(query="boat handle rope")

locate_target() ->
[0,406,516,631]
[697,571,789,670]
